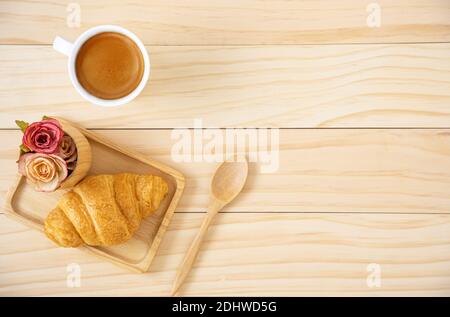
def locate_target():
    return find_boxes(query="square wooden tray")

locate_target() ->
[4,119,185,273]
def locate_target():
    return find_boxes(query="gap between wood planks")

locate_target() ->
[1,211,449,215]
[2,127,450,130]
[1,41,450,46]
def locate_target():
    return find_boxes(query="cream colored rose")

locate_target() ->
[18,153,68,192]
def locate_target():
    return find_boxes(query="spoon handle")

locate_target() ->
[171,207,218,296]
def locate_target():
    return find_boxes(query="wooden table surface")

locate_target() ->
[1,0,450,296]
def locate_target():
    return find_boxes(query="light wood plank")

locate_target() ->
[1,213,449,296]
[1,44,450,128]
[1,129,450,213]
[0,0,449,45]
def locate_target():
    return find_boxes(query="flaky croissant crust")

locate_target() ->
[44,173,169,247]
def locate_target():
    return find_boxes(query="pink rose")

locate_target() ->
[18,153,68,192]
[22,119,63,154]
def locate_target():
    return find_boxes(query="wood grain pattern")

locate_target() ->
[1,44,450,128]
[2,129,450,214]
[1,0,449,297]
[1,213,449,296]
[1,0,449,45]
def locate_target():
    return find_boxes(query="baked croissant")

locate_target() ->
[44,173,169,247]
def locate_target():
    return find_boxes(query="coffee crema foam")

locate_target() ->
[75,32,144,100]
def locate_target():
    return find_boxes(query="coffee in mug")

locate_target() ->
[75,32,144,100]
[53,25,150,107]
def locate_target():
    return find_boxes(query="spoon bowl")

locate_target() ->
[211,160,248,204]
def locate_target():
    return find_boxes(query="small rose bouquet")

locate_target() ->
[16,117,78,192]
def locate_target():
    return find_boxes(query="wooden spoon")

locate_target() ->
[171,159,249,296]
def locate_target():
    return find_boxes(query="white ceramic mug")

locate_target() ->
[53,25,150,107]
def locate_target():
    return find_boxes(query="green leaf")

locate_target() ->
[42,115,51,120]
[19,144,31,155]
[15,120,29,133]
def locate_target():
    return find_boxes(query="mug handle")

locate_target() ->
[53,36,74,56]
